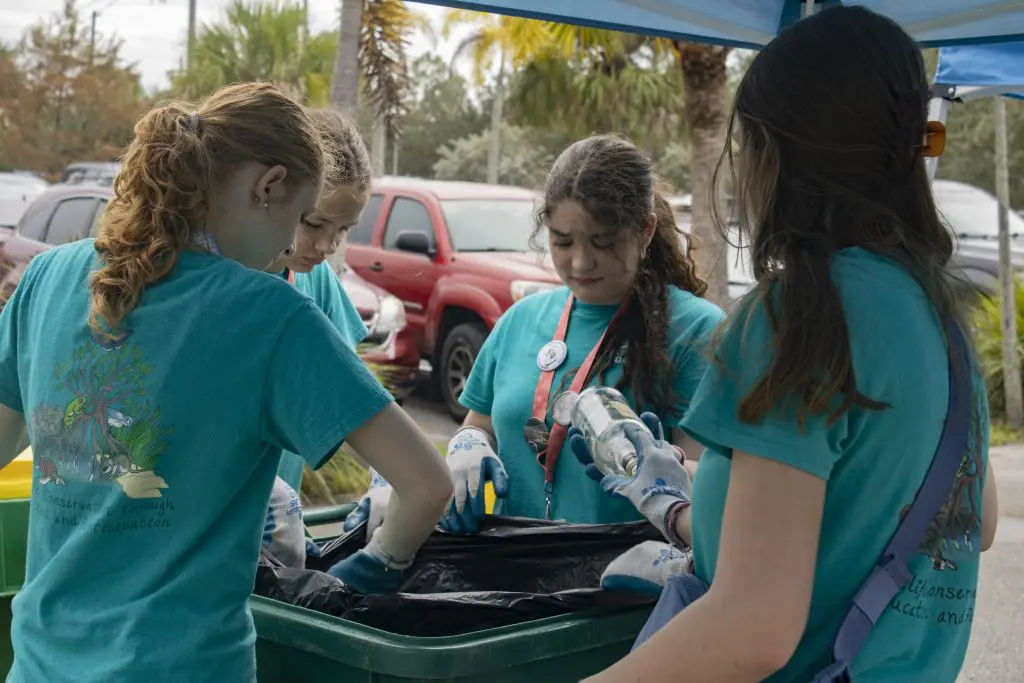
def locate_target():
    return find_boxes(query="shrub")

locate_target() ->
[973,277,1024,418]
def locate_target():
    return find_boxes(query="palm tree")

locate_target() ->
[675,42,730,307]
[172,0,335,105]
[508,32,683,149]
[442,10,558,184]
[330,0,419,174]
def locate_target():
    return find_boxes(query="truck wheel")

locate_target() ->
[439,322,487,422]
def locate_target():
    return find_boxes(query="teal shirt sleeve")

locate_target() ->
[666,291,726,429]
[261,299,393,469]
[311,263,368,349]
[0,256,46,413]
[459,308,513,416]
[680,296,847,481]
[0,278,22,412]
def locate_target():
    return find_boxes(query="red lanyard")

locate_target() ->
[286,270,295,286]
[531,295,626,500]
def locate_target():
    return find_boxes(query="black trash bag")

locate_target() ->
[253,516,662,637]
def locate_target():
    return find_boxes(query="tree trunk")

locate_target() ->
[330,0,363,115]
[676,43,730,308]
[487,56,506,185]
[371,119,386,177]
[994,97,1024,427]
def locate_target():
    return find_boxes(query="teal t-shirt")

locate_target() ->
[460,286,724,523]
[0,240,393,683]
[682,248,990,682]
[276,262,369,490]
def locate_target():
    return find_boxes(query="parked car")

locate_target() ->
[668,194,755,304]
[672,181,1024,302]
[932,179,1024,297]
[342,176,561,419]
[0,183,422,399]
[59,162,119,186]
[0,173,49,230]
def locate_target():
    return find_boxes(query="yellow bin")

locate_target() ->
[0,446,32,678]
[0,448,32,502]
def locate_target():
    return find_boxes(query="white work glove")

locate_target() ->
[600,541,694,596]
[343,468,392,540]
[439,426,510,535]
[569,412,692,540]
[262,477,308,568]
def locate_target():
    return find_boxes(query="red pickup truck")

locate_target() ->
[343,177,561,420]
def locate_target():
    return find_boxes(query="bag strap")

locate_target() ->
[813,319,973,683]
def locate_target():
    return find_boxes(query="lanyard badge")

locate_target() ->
[524,294,626,518]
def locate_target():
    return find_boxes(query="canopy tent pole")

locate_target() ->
[926,94,951,180]
[993,95,1024,426]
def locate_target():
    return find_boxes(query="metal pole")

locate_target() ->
[994,96,1024,427]
[90,11,97,65]
[926,96,950,180]
[187,0,197,70]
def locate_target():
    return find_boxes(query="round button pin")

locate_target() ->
[537,340,568,372]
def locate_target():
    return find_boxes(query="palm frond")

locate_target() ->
[360,0,412,141]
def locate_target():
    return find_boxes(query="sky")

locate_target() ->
[0,0,465,93]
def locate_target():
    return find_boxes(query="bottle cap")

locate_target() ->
[552,391,580,427]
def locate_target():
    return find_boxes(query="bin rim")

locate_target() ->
[249,594,651,678]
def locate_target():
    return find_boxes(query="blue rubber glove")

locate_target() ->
[327,532,412,595]
[569,412,691,539]
[439,427,511,535]
[343,468,392,540]
[600,541,694,596]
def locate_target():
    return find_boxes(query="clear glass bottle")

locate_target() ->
[553,386,647,478]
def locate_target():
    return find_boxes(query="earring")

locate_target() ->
[263,199,269,209]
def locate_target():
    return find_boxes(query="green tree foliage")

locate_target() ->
[506,36,683,148]
[0,0,147,177]
[975,278,1024,420]
[394,54,488,179]
[169,0,337,105]
[938,97,1024,208]
[433,123,553,188]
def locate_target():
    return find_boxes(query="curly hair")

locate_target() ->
[534,134,708,419]
[89,82,326,336]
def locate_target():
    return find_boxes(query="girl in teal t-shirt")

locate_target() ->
[261,107,375,566]
[343,133,724,540]
[0,84,452,683]
[577,7,999,683]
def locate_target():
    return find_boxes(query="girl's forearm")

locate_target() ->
[583,588,783,683]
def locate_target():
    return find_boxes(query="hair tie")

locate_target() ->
[187,111,200,134]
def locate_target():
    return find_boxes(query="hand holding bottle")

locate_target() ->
[569,412,692,540]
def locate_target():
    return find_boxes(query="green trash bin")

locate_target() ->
[251,597,652,683]
[254,503,652,682]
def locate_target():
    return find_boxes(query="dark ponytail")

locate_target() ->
[536,134,709,419]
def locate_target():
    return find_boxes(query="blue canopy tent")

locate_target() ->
[412,0,1024,48]
[929,41,1024,177]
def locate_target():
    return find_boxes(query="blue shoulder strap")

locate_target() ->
[814,319,973,682]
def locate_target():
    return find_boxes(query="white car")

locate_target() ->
[0,174,50,229]
[668,194,754,304]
